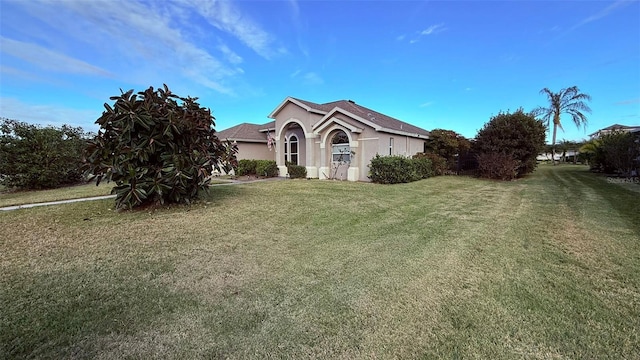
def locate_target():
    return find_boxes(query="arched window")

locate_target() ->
[288,135,298,165]
[331,131,350,163]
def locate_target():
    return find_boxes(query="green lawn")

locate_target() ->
[0,181,113,208]
[0,179,233,208]
[1,165,638,358]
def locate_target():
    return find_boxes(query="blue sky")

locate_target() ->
[1,0,639,143]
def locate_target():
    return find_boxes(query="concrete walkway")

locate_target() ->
[0,195,116,211]
[0,177,284,212]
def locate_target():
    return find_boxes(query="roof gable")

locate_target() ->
[270,97,430,139]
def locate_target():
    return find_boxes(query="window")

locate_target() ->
[284,137,288,158]
[389,137,394,155]
[331,131,350,163]
[288,135,298,165]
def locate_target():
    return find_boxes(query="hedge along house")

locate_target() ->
[268,97,431,181]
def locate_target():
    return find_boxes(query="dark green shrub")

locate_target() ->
[255,160,278,177]
[599,131,639,175]
[237,159,257,176]
[368,155,420,184]
[476,153,519,180]
[83,85,238,209]
[411,156,433,179]
[414,152,448,176]
[473,109,546,179]
[286,162,307,179]
[424,129,471,172]
[0,119,88,190]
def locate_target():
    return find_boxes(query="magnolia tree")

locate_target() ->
[84,85,237,209]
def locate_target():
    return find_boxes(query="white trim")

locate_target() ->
[268,97,326,118]
[313,116,363,134]
[358,137,379,141]
[306,166,318,178]
[313,107,380,132]
[224,138,267,143]
[278,118,310,137]
[378,127,430,139]
[320,125,355,146]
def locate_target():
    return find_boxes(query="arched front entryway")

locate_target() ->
[277,120,308,176]
[328,130,351,180]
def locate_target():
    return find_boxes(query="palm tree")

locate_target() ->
[535,86,592,165]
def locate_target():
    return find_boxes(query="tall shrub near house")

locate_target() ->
[423,129,471,173]
[0,118,87,189]
[83,85,237,209]
[474,109,546,180]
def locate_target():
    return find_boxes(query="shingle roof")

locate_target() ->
[290,97,430,137]
[589,124,640,137]
[216,121,274,142]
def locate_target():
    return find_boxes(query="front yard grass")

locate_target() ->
[1,165,638,358]
[0,181,112,208]
[0,179,232,208]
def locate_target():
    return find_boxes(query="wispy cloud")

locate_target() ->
[218,43,243,65]
[182,0,286,60]
[419,101,434,108]
[420,24,446,36]
[1,65,58,83]
[1,37,112,77]
[0,97,101,130]
[569,0,634,32]
[615,97,640,105]
[405,23,446,44]
[290,70,323,85]
[303,72,324,85]
[10,0,242,95]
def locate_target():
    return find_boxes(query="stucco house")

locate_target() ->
[217,97,431,181]
[589,124,640,139]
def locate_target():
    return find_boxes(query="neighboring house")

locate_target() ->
[217,96,431,181]
[589,124,640,139]
[216,122,276,161]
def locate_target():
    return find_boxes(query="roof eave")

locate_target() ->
[223,138,268,143]
[377,128,430,139]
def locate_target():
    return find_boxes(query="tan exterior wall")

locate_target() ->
[236,142,274,161]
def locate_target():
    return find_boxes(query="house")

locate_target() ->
[216,122,275,161]
[217,96,431,181]
[589,124,640,139]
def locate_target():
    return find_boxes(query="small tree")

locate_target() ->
[474,109,546,180]
[535,86,591,165]
[0,119,88,189]
[83,85,237,209]
[579,139,602,169]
